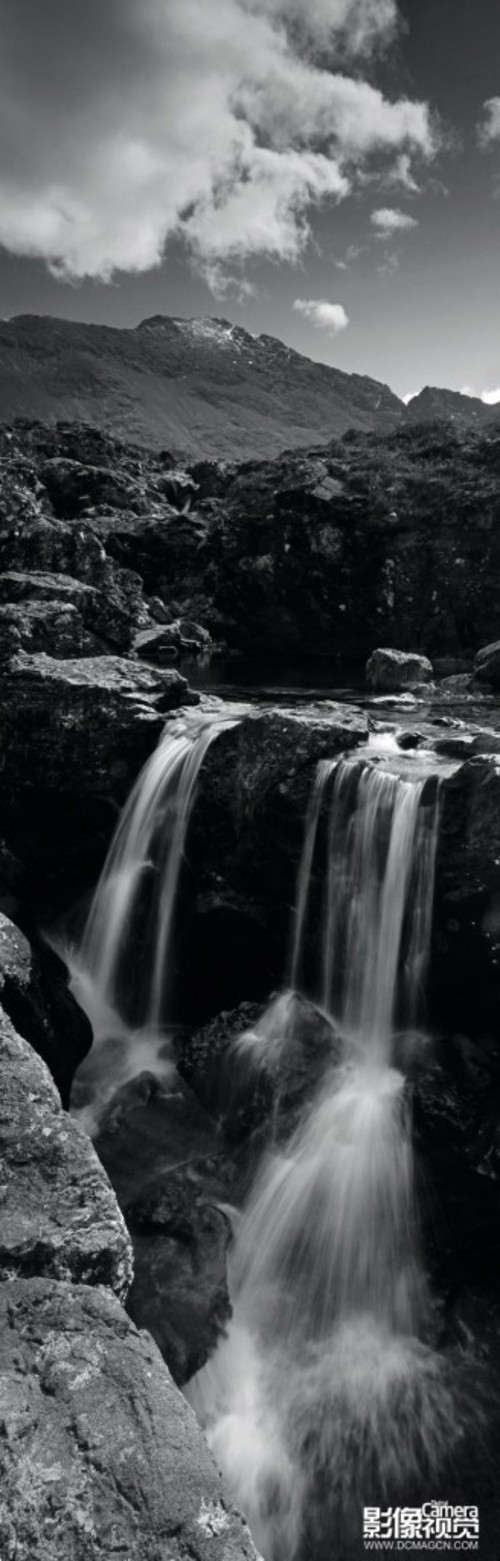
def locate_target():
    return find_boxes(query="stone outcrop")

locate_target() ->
[0,1279,260,1561]
[0,653,194,798]
[0,568,141,653]
[3,419,500,663]
[0,512,147,650]
[0,1007,132,1297]
[0,1002,259,1559]
[366,647,433,690]
[0,913,91,1105]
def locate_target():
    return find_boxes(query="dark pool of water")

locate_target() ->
[179,654,367,704]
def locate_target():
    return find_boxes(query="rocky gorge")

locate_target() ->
[2,414,500,1558]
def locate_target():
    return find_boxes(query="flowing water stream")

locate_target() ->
[68,716,481,1556]
[188,756,475,1558]
[69,705,244,1129]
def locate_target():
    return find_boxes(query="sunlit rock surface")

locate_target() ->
[0,1278,261,1561]
[0,1007,132,1297]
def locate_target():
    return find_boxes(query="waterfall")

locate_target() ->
[69,705,242,1129]
[188,757,467,1561]
[301,757,440,1051]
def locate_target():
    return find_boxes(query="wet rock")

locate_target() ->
[0,1008,132,1297]
[0,913,91,1105]
[95,1072,237,1384]
[366,648,433,691]
[179,992,342,1144]
[475,639,500,687]
[127,1173,232,1385]
[433,733,477,760]
[182,706,368,995]
[413,1032,500,1308]
[203,704,368,818]
[0,652,195,799]
[396,730,424,750]
[0,1277,259,1561]
[432,756,500,1041]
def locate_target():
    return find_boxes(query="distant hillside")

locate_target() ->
[406,385,499,430]
[0,312,404,460]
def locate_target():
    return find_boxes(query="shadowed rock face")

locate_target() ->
[0,1279,261,1561]
[3,418,500,664]
[0,913,91,1105]
[95,1072,236,1386]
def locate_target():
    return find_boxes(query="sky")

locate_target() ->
[0,0,499,401]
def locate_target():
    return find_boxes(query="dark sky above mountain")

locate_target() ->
[0,0,499,401]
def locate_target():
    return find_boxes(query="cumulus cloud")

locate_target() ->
[0,0,435,284]
[477,98,500,148]
[370,206,418,234]
[293,298,350,333]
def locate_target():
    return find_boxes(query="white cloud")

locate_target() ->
[460,385,500,405]
[256,0,398,55]
[402,391,418,403]
[0,0,436,285]
[385,153,421,192]
[477,98,500,148]
[371,206,419,234]
[293,298,350,333]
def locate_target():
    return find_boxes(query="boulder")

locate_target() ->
[0,515,146,649]
[0,1278,259,1561]
[0,568,140,653]
[95,1072,236,1384]
[201,704,368,818]
[0,1008,132,1298]
[0,652,195,799]
[179,992,342,1143]
[0,599,93,660]
[0,913,91,1105]
[366,648,433,690]
[134,618,212,663]
[475,640,500,687]
[134,625,181,663]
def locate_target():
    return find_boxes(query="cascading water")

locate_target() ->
[188,755,475,1560]
[69,705,243,1130]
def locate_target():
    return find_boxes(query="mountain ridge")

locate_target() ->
[0,311,403,460]
[0,312,497,459]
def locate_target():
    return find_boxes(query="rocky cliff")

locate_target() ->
[2,417,500,662]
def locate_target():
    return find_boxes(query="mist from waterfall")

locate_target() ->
[187,755,471,1561]
[69,705,243,1130]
